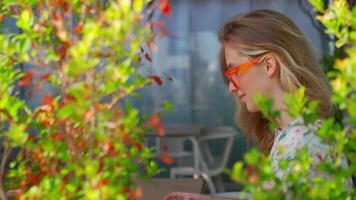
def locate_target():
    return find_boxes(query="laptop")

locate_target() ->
[136,178,203,200]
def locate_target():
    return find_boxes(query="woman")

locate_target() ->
[164,9,347,200]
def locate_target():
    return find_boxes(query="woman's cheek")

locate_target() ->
[237,74,247,89]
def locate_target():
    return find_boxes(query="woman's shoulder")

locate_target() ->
[278,118,323,146]
[271,117,327,160]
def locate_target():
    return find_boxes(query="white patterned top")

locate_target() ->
[269,117,352,188]
[270,117,325,179]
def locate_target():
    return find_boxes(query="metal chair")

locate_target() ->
[152,124,203,178]
[170,126,240,194]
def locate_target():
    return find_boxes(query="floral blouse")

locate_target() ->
[269,117,352,188]
[270,117,323,179]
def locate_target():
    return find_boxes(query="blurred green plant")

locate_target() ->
[230,0,355,199]
[0,0,172,199]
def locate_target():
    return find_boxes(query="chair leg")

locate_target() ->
[170,168,177,178]
[214,175,225,193]
[201,173,216,194]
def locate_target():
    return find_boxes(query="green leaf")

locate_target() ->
[46,49,60,63]
[133,0,144,13]
[252,93,280,130]
[284,86,307,117]
[146,160,158,176]
[244,149,260,166]
[302,100,319,124]
[18,37,31,54]
[162,100,174,112]
[16,10,33,32]
[252,93,273,117]
[309,0,325,12]
[6,123,28,146]
[58,104,75,119]
[232,162,245,183]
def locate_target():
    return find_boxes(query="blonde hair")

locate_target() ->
[218,9,334,153]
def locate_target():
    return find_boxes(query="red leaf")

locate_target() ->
[0,171,6,178]
[129,186,143,200]
[60,95,76,107]
[161,154,173,165]
[148,112,161,127]
[51,10,61,21]
[160,0,172,16]
[84,108,95,122]
[52,0,70,13]
[123,187,131,194]
[42,96,54,105]
[245,165,259,184]
[100,178,108,186]
[134,142,143,150]
[26,168,45,185]
[57,42,71,60]
[134,15,142,23]
[160,29,173,38]
[156,124,165,137]
[248,174,259,185]
[144,53,152,62]
[103,141,115,155]
[0,109,12,122]
[149,76,163,86]
[52,0,64,6]
[94,102,102,110]
[51,131,65,142]
[28,134,35,141]
[64,95,76,102]
[151,21,164,30]
[122,134,133,145]
[72,23,83,33]
[18,72,33,87]
[245,165,254,176]
[147,113,165,137]
[10,7,20,15]
[40,73,51,81]
[147,41,159,52]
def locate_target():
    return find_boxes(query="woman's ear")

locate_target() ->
[264,54,278,77]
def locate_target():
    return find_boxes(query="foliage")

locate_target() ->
[230,0,355,199]
[0,0,171,199]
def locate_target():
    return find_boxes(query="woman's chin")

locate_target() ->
[246,103,260,113]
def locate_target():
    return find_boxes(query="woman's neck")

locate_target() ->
[277,110,296,129]
[271,86,296,130]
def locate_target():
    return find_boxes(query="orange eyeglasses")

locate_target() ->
[224,54,267,89]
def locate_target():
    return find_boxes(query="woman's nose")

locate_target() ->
[229,82,238,93]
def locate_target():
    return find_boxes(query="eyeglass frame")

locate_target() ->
[224,54,267,89]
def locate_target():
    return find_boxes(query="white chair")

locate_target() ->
[157,137,194,163]
[170,126,241,194]
[153,124,203,178]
